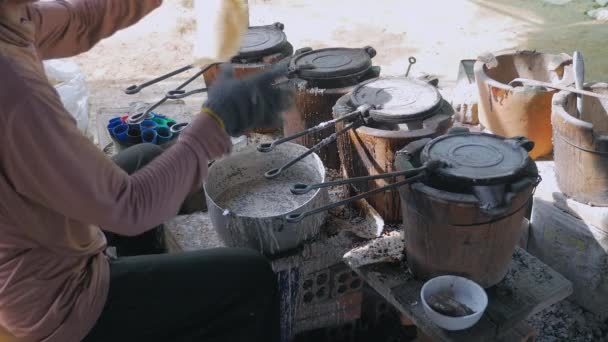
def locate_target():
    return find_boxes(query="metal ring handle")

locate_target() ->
[257,106,370,153]
[364,46,377,58]
[124,64,194,95]
[264,119,363,179]
[289,161,442,195]
[273,22,285,31]
[170,122,189,134]
[285,173,426,223]
[406,56,417,77]
[166,88,208,99]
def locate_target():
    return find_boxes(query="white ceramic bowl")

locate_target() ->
[420,275,488,331]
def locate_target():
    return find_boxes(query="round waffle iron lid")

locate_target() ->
[350,78,442,124]
[236,23,289,60]
[420,132,531,185]
[290,46,376,81]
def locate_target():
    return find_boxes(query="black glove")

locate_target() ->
[203,62,293,137]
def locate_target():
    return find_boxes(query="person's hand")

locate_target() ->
[202,62,293,137]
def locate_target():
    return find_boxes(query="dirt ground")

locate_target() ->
[71,0,608,340]
[73,0,608,117]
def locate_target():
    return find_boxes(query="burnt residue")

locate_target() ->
[427,293,476,317]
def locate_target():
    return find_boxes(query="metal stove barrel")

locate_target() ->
[395,128,540,288]
[283,46,381,170]
[334,77,453,222]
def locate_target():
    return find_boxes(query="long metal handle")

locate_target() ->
[125,65,194,95]
[509,78,608,100]
[290,164,432,195]
[285,174,426,223]
[405,56,417,77]
[258,105,372,153]
[264,119,363,179]
[126,65,216,122]
[166,88,209,99]
[573,51,585,115]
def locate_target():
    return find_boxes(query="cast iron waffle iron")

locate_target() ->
[287,46,379,88]
[282,127,540,223]
[232,22,293,63]
[395,127,540,213]
[350,77,443,124]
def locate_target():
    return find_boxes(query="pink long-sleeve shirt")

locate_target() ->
[0,1,231,341]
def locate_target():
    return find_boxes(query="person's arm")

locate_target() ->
[0,74,230,236]
[31,0,162,59]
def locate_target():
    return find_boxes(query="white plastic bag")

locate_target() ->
[43,59,90,134]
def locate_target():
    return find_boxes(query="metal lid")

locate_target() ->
[350,78,442,123]
[290,46,376,81]
[420,132,531,185]
[236,23,288,60]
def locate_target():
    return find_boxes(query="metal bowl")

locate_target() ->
[204,142,328,256]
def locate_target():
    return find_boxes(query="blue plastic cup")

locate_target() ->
[112,124,129,142]
[109,117,122,125]
[141,129,158,145]
[156,126,173,145]
[126,127,142,144]
[107,119,122,135]
[140,119,157,131]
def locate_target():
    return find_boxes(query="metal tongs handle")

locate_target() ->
[290,164,431,195]
[126,64,217,123]
[258,104,373,153]
[286,174,425,223]
[285,161,443,223]
[125,65,194,95]
[166,88,209,99]
[264,118,365,179]
[509,78,608,100]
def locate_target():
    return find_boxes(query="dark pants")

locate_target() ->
[83,144,280,342]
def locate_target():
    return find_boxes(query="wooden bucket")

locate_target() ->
[552,83,608,206]
[333,95,453,223]
[283,85,358,170]
[399,181,535,288]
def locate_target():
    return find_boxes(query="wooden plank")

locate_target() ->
[498,322,536,342]
[348,247,572,342]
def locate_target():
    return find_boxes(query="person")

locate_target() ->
[0,1,292,341]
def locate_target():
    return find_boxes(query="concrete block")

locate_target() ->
[165,211,379,339]
[535,161,608,231]
[529,199,608,319]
